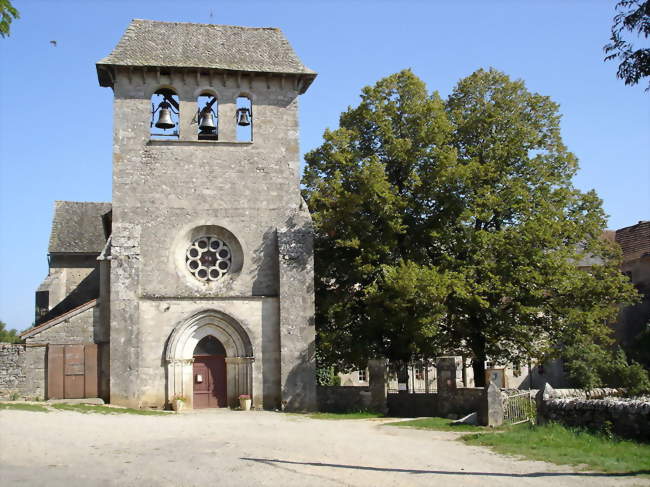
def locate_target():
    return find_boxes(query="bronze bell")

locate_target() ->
[199,108,216,132]
[236,107,251,127]
[155,101,175,130]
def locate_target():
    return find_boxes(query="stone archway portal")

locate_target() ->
[166,310,254,409]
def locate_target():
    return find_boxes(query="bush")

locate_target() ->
[316,366,341,386]
[563,341,650,396]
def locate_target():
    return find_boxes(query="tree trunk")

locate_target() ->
[472,358,486,388]
[471,331,487,387]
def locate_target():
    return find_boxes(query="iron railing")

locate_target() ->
[502,390,535,425]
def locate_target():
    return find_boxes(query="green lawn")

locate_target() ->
[462,422,650,474]
[0,402,49,412]
[307,411,385,420]
[51,403,169,415]
[384,416,486,432]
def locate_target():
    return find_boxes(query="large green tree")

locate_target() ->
[303,68,638,386]
[304,70,456,379]
[443,68,636,384]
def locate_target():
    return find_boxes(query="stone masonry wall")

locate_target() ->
[537,384,650,441]
[317,386,371,413]
[540,396,650,441]
[0,344,46,400]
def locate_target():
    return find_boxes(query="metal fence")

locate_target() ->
[502,390,535,425]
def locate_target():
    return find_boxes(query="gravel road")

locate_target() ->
[1,408,647,487]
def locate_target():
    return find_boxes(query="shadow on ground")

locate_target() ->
[241,457,650,478]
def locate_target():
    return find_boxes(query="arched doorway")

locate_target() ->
[165,310,254,409]
[192,336,227,408]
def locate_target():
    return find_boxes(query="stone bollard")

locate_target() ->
[368,358,388,414]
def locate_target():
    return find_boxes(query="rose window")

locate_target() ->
[186,236,232,281]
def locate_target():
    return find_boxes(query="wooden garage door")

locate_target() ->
[47,344,99,399]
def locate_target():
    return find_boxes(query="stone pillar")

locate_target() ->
[436,356,463,392]
[368,358,388,414]
[535,382,555,425]
[278,208,317,411]
[480,382,504,427]
[218,91,237,142]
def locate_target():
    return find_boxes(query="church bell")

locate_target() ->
[199,108,216,131]
[236,107,251,127]
[155,101,175,130]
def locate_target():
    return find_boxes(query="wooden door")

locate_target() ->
[47,344,99,399]
[192,355,226,408]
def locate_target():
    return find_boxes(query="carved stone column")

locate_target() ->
[225,356,254,407]
[167,358,194,408]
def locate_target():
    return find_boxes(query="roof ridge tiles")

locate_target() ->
[97,19,316,90]
[130,18,281,31]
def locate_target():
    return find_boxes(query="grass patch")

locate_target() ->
[0,402,49,412]
[462,422,650,474]
[307,411,385,420]
[384,416,486,432]
[51,403,168,416]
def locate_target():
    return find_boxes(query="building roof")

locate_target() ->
[48,201,112,254]
[616,221,650,261]
[97,19,316,89]
[20,299,98,340]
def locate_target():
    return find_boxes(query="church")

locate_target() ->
[16,19,318,411]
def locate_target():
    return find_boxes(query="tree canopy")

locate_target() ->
[0,0,19,38]
[604,0,650,90]
[303,68,638,386]
[0,320,22,343]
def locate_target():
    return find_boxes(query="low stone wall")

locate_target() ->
[0,344,46,400]
[439,388,484,418]
[317,385,372,413]
[537,385,650,441]
[387,388,485,418]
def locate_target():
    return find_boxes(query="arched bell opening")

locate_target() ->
[196,92,218,141]
[192,335,227,408]
[165,311,254,410]
[150,88,179,139]
[236,95,252,142]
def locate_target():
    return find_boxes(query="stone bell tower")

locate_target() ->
[96,20,317,410]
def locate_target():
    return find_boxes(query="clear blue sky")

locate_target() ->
[0,1,648,332]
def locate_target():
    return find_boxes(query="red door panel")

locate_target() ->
[193,355,226,408]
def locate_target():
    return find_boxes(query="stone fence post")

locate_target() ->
[535,382,555,425]
[368,358,388,414]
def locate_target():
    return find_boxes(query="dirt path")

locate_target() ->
[0,409,647,487]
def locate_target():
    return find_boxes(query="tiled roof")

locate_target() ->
[48,201,112,254]
[616,221,650,261]
[97,19,316,81]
